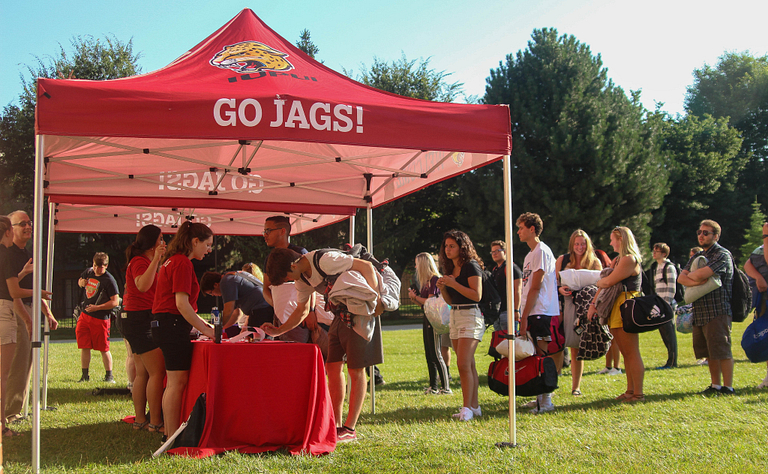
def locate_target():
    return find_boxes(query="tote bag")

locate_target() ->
[423,295,451,335]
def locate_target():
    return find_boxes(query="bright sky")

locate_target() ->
[2,0,767,116]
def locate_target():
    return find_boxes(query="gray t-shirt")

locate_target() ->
[220,271,270,314]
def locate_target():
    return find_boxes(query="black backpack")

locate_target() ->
[644,261,685,304]
[480,269,502,327]
[730,256,752,323]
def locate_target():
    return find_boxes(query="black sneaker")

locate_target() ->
[77,375,90,383]
[719,386,735,395]
[700,385,721,396]
[104,374,116,384]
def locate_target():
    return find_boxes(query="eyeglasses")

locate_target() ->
[697,230,714,237]
[490,249,503,255]
[263,227,281,236]
[12,220,33,227]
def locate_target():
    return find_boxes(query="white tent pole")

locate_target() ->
[366,204,375,414]
[498,154,517,448]
[32,134,45,472]
[43,201,56,409]
[348,214,355,245]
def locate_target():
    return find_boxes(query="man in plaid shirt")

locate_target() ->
[678,220,735,395]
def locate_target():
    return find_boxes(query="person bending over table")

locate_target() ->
[261,247,384,443]
[151,221,215,439]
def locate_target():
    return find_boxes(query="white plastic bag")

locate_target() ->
[495,337,535,361]
[423,295,451,334]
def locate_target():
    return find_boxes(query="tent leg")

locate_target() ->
[366,205,375,415]
[348,214,355,245]
[31,134,45,472]
[42,201,56,410]
[496,154,518,449]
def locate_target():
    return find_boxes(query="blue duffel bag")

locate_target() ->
[741,296,768,363]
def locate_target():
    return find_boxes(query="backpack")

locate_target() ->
[644,261,685,304]
[311,244,387,286]
[479,269,502,327]
[730,255,752,323]
[487,356,558,397]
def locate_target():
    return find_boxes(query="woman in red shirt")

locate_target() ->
[123,224,166,432]
[152,221,215,438]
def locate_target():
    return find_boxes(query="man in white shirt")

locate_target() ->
[516,212,563,413]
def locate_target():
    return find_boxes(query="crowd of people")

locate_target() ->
[1,206,767,445]
[410,213,768,417]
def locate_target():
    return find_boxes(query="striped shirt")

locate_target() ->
[653,259,677,305]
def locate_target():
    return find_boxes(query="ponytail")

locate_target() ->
[165,221,213,258]
[125,224,162,265]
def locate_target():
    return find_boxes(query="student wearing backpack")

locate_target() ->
[678,220,735,395]
[437,230,485,422]
[262,247,387,442]
[646,243,679,369]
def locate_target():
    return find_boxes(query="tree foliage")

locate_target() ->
[685,52,768,259]
[740,198,767,265]
[648,113,744,264]
[484,28,668,259]
[356,54,462,103]
[295,29,319,59]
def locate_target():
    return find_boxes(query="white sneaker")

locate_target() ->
[607,368,623,376]
[471,406,482,417]
[531,402,555,414]
[455,407,474,421]
[597,367,612,374]
[696,358,708,366]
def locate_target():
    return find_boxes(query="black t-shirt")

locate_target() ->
[80,268,120,320]
[1,243,34,303]
[0,245,11,301]
[491,261,522,312]
[445,260,483,305]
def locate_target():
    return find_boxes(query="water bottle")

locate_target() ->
[212,306,222,344]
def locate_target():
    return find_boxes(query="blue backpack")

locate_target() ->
[741,293,768,363]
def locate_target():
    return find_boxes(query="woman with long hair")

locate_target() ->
[588,226,644,402]
[556,229,605,396]
[437,230,484,421]
[408,252,451,395]
[123,224,167,432]
[152,221,215,438]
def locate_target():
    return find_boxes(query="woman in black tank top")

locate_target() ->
[592,226,645,402]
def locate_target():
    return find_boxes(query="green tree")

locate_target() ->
[295,29,319,59]
[356,54,462,103]
[649,113,744,264]
[484,28,668,259]
[685,52,768,257]
[1,35,141,212]
[327,54,466,275]
[0,36,142,284]
[740,198,767,265]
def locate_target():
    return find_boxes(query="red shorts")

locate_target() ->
[76,312,111,352]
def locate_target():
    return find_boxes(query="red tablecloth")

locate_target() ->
[167,340,336,457]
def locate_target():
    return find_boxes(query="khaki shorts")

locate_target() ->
[0,300,19,344]
[692,313,732,360]
[449,306,485,341]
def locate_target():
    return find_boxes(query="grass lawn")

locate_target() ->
[4,322,768,473]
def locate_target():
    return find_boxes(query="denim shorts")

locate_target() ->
[449,306,485,341]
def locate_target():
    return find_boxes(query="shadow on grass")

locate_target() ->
[44,387,132,404]
[3,420,164,469]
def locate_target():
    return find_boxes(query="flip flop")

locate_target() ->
[571,389,582,396]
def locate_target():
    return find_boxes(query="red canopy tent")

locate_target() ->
[28,9,515,467]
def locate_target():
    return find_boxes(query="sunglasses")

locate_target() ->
[696,230,715,237]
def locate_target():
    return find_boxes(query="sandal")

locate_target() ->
[571,389,582,396]
[148,422,164,433]
[132,420,149,430]
[2,427,22,437]
[623,394,646,403]
[615,392,633,401]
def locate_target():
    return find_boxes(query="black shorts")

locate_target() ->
[121,309,159,355]
[151,313,193,371]
[327,317,383,369]
[527,314,556,341]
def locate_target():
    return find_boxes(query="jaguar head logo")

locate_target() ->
[210,41,293,74]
